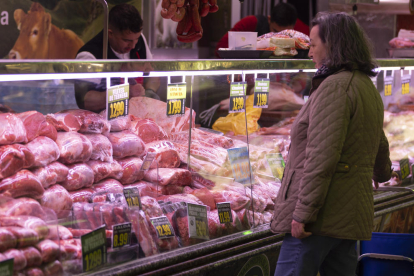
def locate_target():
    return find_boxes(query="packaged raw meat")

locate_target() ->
[31,162,69,189]
[117,157,144,184]
[3,248,27,271]
[86,160,122,183]
[40,185,73,218]
[0,170,45,199]
[57,239,81,261]
[144,168,191,186]
[206,211,222,239]
[129,97,195,134]
[90,192,107,203]
[157,194,204,205]
[24,267,45,276]
[100,110,132,132]
[61,259,82,275]
[0,228,17,252]
[0,113,27,145]
[21,246,42,267]
[46,112,81,132]
[56,109,110,135]
[159,185,184,195]
[92,179,123,194]
[171,207,202,247]
[42,260,63,276]
[0,145,30,180]
[35,239,60,263]
[0,216,48,240]
[17,111,57,142]
[60,164,94,191]
[192,128,234,149]
[123,181,158,197]
[106,130,146,158]
[141,196,164,218]
[191,173,215,189]
[56,132,93,165]
[183,186,194,194]
[130,118,168,143]
[11,144,35,169]
[0,196,47,219]
[6,227,39,248]
[72,203,90,230]
[69,188,94,203]
[211,190,251,211]
[146,141,181,169]
[263,211,273,224]
[84,134,113,162]
[190,188,215,210]
[99,203,117,229]
[26,137,60,167]
[126,209,158,256]
[46,225,73,240]
[389,37,414,49]
[83,203,103,230]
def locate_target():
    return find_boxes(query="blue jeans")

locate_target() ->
[274,234,357,276]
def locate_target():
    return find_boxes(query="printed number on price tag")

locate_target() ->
[113,233,128,248]
[150,216,175,239]
[384,84,392,96]
[84,249,102,272]
[167,99,184,116]
[230,96,245,112]
[126,197,140,208]
[402,82,410,95]
[156,224,172,237]
[196,218,207,237]
[400,158,410,180]
[254,92,268,108]
[234,162,250,180]
[109,100,126,119]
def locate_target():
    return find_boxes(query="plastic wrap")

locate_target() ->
[40,185,73,218]
[0,216,48,240]
[56,132,93,165]
[106,130,146,158]
[144,168,191,186]
[86,160,123,183]
[117,157,145,184]
[84,133,113,162]
[56,109,110,135]
[0,144,34,180]
[100,110,132,132]
[17,111,57,142]
[146,141,181,169]
[31,162,69,189]
[130,118,168,143]
[60,163,94,191]
[0,170,45,199]
[26,137,60,167]
[0,113,27,145]
[46,113,81,132]
[6,226,39,248]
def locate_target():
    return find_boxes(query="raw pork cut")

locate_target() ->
[92,179,123,194]
[172,207,201,247]
[3,248,27,271]
[56,109,110,134]
[56,132,92,164]
[40,185,73,218]
[26,137,60,167]
[6,226,39,248]
[0,196,47,219]
[129,97,195,134]
[0,216,48,240]
[46,113,81,132]
[84,134,113,162]
[0,228,17,251]
[0,170,45,199]
[31,162,69,189]
[69,188,94,203]
[24,267,44,276]
[144,168,191,186]
[12,144,35,169]
[146,141,181,169]
[60,164,94,191]
[0,145,31,180]
[130,118,168,143]
[106,131,146,158]
[42,260,63,276]
[17,111,57,141]
[192,128,234,149]
[72,203,90,229]
[157,194,203,205]
[123,181,158,197]
[211,190,250,211]
[117,157,144,184]
[86,160,122,183]
[21,246,42,267]
[0,113,27,145]
[99,110,132,132]
[36,240,60,263]
[126,209,158,256]
[190,188,215,210]
[46,225,73,240]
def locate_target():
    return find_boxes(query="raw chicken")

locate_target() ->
[60,164,94,191]
[31,162,69,189]
[144,168,191,186]
[46,113,81,132]
[130,118,168,143]
[117,157,145,184]
[26,136,60,167]
[0,113,27,145]
[105,130,146,158]
[0,170,45,199]
[40,185,73,218]
[56,132,92,164]
[56,109,110,134]
[17,111,57,141]
[84,134,113,162]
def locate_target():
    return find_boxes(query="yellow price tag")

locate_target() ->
[231,96,244,111]
[126,196,140,208]
[167,99,183,116]
[84,249,102,272]
[400,158,410,180]
[156,224,172,237]
[402,82,410,95]
[384,84,392,96]
[151,216,175,239]
[218,211,231,223]
[109,100,125,119]
[113,233,129,247]
[196,219,207,237]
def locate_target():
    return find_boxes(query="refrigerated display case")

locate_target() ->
[0,59,414,276]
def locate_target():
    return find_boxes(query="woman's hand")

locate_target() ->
[291,220,312,239]
[218,98,230,110]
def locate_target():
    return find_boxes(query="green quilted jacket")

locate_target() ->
[270,69,392,240]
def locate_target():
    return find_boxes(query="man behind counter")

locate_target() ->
[215,2,308,57]
[75,4,160,113]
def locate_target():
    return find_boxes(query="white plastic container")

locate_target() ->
[228,32,258,50]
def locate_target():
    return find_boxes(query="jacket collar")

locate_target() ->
[309,68,347,96]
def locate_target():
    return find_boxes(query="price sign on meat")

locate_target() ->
[402,74,411,95]
[0,258,13,276]
[253,78,269,108]
[150,216,175,239]
[187,203,209,240]
[81,226,106,272]
[217,202,233,224]
[384,77,393,97]
[107,83,129,121]
[266,153,285,180]
[400,158,410,180]
[167,83,186,117]
[140,152,156,171]
[229,82,246,113]
[228,147,251,184]
[112,223,131,249]
[123,187,141,209]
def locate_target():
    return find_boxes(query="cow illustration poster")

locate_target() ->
[0,0,142,59]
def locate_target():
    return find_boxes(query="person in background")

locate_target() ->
[215,2,307,57]
[271,12,392,276]
[75,3,160,112]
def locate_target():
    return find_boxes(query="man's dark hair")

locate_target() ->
[109,4,143,33]
[270,3,297,27]
[312,12,377,77]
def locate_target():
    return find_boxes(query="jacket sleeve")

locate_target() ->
[292,82,352,224]
[372,130,392,183]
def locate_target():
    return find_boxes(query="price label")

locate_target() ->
[140,152,156,171]
[112,223,131,249]
[402,74,411,95]
[217,202,233,224]
[227,147,251,184]
[400,158,410,180]
[187,203,209,240]
[107,83,129,121]
[81,226,106,272]
[229,82,246,113]
[123,187,141,209]
[384,79,392,97]
[167,83,186,117]
[150,216,175,239]
[253,78,269,108]
[266,153,285,180]
[0,258,13,276]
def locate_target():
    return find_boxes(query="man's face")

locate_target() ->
[108,28,141,54]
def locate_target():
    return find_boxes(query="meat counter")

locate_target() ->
[0,59,413,276]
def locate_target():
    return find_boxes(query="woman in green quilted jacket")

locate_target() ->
[271,12,392,276]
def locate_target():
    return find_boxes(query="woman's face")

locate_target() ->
[308,25,327,69]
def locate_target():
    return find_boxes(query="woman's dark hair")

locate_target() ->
[270,3,297,27]
[109,4,143,33]
[312,12,377,76]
